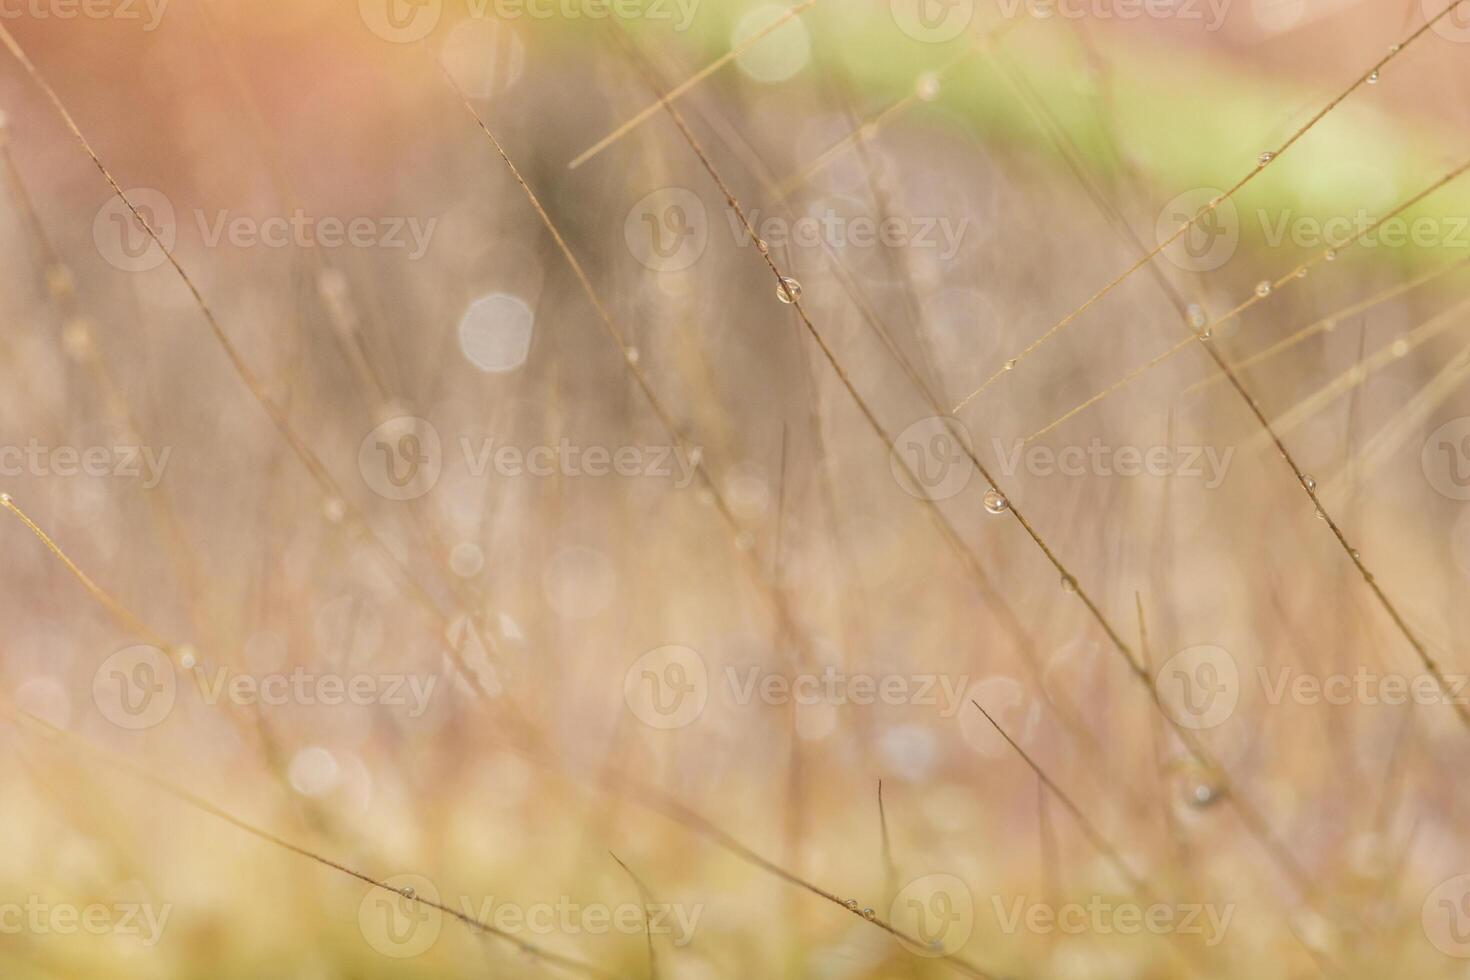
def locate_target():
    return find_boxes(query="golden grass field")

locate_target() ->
[2,0,1470,976]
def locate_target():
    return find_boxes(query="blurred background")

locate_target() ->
[2,0,1470,976]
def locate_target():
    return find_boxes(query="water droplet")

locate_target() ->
[777,277,802,304]
[983,488,1010,515]
[401,886,416,899]
[862,907,877,919]
[755,238,770,255]
[1003,358,1017,371]
[844,899,859,910]
[1366,70,1379,84]
[1186,304,1208,329]
[915,72,941,101]
[1258,151,1275,166]
[1324,248,1338,262]
[1302,474,1316,492]
[1350,549,1361,561]
[323,497,346,524]
[1391,339,1409,358]
[0,493,11,505]
[1388,44,1401,53]
[1315,507,1327,521]
[177,644,198,670]
[624,346,641,365]
[1254,280,1272,297]
[1060,575,1077,594]
[1294,267,1308,279]
[1191,783,1222,807]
